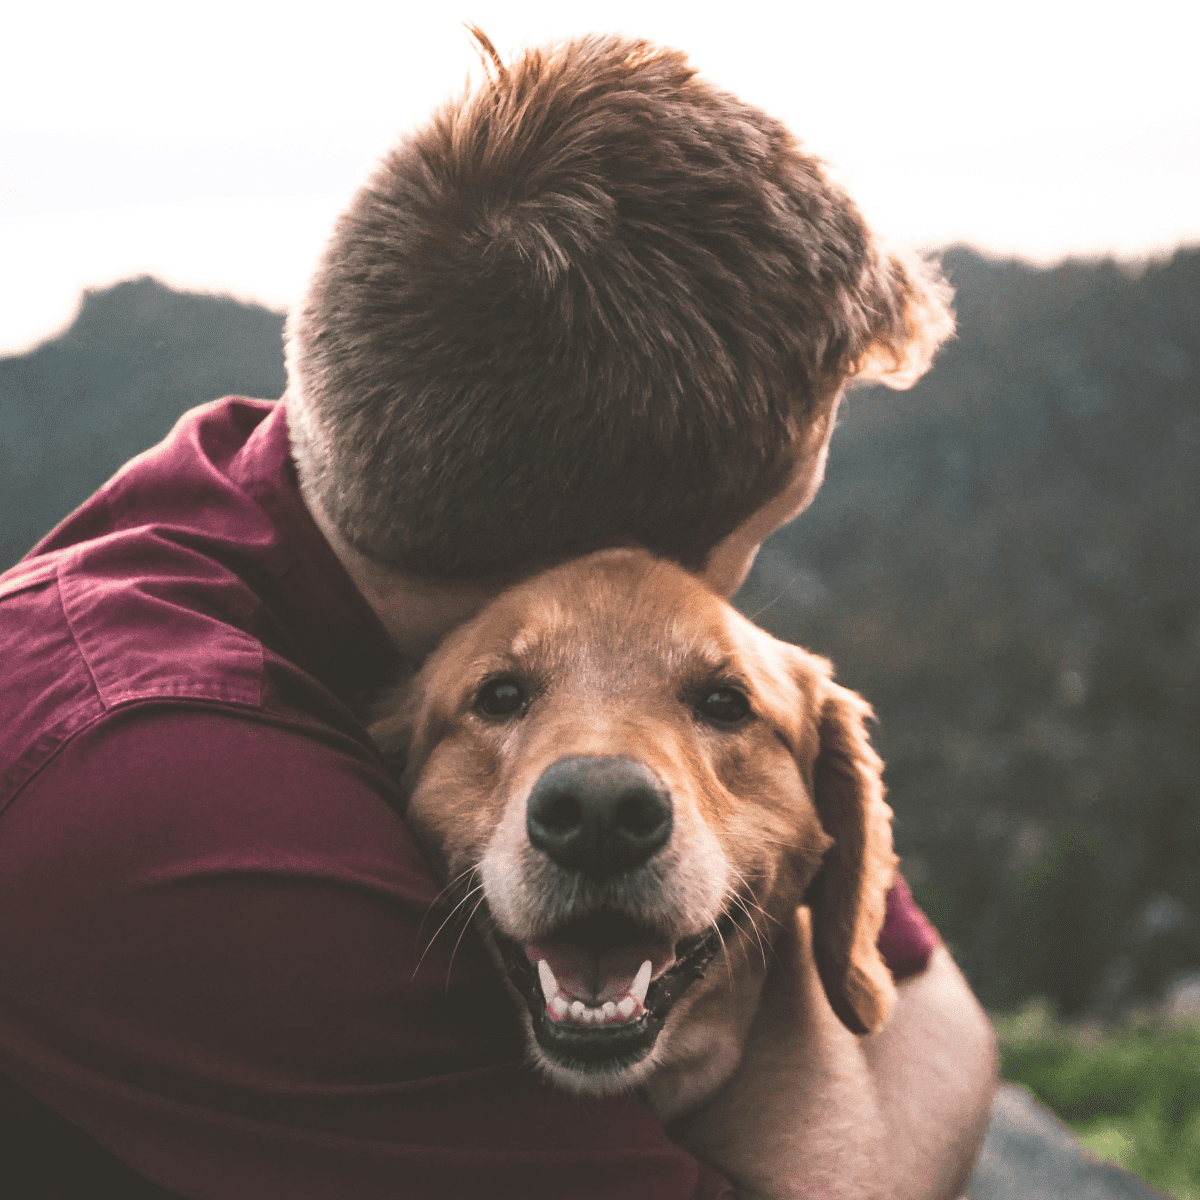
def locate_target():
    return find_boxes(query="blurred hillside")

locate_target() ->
[2,250,1197,1017]
[0,277,286,568]
[739,245,1200,1015]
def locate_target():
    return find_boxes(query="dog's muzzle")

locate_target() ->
[493,755,724,1075]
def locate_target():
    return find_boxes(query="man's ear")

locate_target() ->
[804,680,898,1034]
[851,245,955,390]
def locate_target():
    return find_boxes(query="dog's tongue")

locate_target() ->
[525,938,675,1005]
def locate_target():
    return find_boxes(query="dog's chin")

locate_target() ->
[524,1022,665,1095]
[488,910,733,1095]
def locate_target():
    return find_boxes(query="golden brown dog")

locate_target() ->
[369,547,898,1120]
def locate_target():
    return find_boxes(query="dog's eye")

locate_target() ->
[697,687,751,725]
[474,676,527,718]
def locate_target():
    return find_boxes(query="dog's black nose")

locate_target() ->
[526,755,673,880]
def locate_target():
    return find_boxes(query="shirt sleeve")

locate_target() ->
[877,873,940,981]
[0,704,734,1200]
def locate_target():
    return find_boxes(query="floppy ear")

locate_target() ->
[804,681,898,1034]
[363,682,420,784]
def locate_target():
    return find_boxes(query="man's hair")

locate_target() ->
[285,29,953,581]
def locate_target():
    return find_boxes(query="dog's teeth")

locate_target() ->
[547,994,644,1028]
[630,959,653,1005]
[544,985,648,1028]
[537,959,559,1001]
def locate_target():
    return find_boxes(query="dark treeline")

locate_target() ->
[740,246,1200,1016]
[2,248,1197,1018]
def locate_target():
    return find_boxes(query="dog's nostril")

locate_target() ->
[526,756,673,881]
[538,792,582,835]
[614,792,663,837]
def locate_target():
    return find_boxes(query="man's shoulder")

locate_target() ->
[0,556,102,807]
[0,535,269,814]
[0,395,398,815]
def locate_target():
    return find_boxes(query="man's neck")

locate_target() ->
[302,490,499,669]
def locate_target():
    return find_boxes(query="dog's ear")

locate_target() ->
[363,682,420,784]
[804,680,898,1034]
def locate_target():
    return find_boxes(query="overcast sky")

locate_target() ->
[3,0,1198,355]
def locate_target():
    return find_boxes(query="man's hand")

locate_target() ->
[668,907,997,1200]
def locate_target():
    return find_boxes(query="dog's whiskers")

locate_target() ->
[741,835,802,851]
[725,893,769,970]
[727,870,784,931]
[706,915,736,992]
[724,872,775,969]
[445,891,490,995]
[740,895,783,932]
[744,570,805,623]
[410,873,485,983]
[417,864,482,939]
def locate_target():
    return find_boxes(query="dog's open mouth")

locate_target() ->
[494,910,731,1071]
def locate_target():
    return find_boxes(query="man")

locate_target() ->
[0,31,994,1198]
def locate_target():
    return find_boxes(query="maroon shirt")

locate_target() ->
[0,399,938,1199]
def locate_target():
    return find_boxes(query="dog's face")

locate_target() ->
[370,548,896,1112]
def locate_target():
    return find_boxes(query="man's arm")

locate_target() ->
[861,943,998,1199]
[668,907,997,1200]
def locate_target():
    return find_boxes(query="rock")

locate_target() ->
[966,1084,1168,1200]
[1161,971,1200,1021]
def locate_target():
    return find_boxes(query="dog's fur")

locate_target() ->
[369,548,897,1121]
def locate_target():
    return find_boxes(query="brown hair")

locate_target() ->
[285,29,952,581]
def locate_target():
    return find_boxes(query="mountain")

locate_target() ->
[0,276,286,567]
[3,248,1198,1016]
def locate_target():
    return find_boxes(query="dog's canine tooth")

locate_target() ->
[532,950,651,1027]
[630,959,653,1005]
[537,958,559,1002]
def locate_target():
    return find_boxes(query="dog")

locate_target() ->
[368,547,898,1121]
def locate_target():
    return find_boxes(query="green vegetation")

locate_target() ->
[996,1000,1200,1198]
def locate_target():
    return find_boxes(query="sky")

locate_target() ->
[3,0,1198,355]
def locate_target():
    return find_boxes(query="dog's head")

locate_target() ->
[370,548,896,1101]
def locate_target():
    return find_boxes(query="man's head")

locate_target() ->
[286,29,953,585]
